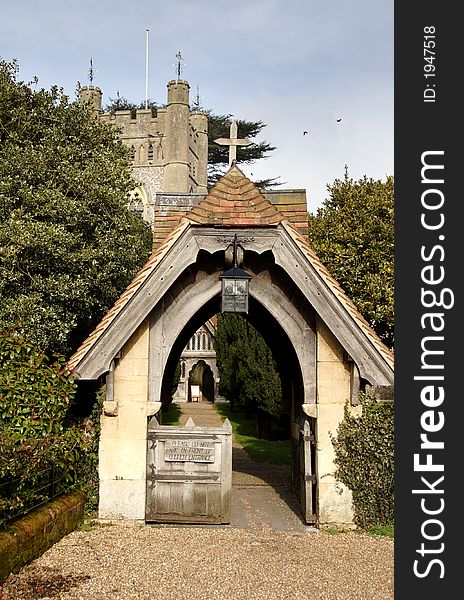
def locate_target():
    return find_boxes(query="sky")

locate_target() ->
[0,0,393,213]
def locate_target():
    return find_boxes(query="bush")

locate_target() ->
[0,329,89,526]
[331,395,394,529]
[0,329,76,438]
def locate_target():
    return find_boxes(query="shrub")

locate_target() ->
[0,329,76,438]
[331,395,394,529]
[74,386,104,516]
[0,329,88,525]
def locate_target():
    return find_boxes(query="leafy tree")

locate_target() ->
[0,59,153,355]
[215,313,285,421]
[308,170,394,348]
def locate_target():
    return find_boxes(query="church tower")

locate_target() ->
[79,78,208,225]
[79,85,102,115]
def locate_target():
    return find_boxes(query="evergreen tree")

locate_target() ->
[0,60,153,355]
[215,313,285,420]
[308,169,394,348]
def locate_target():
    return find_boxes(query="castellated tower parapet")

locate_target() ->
[91,78,208,199]
[79,77,209,245]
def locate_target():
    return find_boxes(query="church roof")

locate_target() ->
[67,166,393,379]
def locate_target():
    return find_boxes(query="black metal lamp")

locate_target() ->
[220,235,252,313]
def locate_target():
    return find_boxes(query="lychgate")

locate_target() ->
[68,164,394,527]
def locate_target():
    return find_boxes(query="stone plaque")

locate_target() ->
[164,439,215,463]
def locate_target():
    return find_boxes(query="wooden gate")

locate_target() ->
[298,419,317,523]
[146,416,232,524]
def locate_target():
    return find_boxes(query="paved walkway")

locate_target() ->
[177,401,310,532]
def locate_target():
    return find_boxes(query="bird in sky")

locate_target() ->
[336,118,342,122]
[303,131,308,135]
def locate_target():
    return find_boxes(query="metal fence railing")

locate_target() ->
[0,465,72,527]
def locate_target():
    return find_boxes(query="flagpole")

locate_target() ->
[145,29,149,109]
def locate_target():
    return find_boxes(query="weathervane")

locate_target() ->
[175,52,184,80]
[88,58,95,86]
[214,120,252,167]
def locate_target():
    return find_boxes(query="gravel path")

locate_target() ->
[0,523,393,599]
[0,403,394,599]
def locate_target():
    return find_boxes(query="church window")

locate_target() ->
[201,334,206,350]
[130,146,136,162]
[148,143,154,161]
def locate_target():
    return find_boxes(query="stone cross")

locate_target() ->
[214,120,252,167]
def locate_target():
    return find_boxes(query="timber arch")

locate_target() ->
[69,225,393,387]
[68,166,393,527]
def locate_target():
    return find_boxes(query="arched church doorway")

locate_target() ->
[201,364,215,402]
[186,360,215,402]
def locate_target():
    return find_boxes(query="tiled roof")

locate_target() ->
[188,165,283,226]
[150,171,309,249]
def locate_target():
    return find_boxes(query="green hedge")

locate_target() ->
[0,329,90,526]
[331,396,394,529]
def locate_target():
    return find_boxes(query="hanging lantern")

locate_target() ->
[220,234,252,313]
[220,266,252,313]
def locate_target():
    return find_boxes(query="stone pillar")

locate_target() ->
[190,111,209,192]
[79,86,102,115]
[163,80,190,192]
[98,323,150,521]
[315,320,355,526]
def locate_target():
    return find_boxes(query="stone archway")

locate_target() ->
[185,359,215,402]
